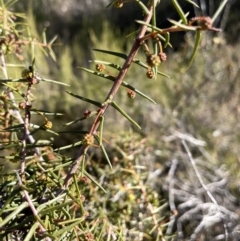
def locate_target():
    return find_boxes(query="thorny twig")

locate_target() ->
[140,16,221,42]
[63,5,154,188]
[19,82,31,178]
[15,171,52,241]
[0,46,50,240]
[0,47,43,159]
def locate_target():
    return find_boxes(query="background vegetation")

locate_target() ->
[0,0,240,240]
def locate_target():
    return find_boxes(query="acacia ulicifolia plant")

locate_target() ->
[63,0,226,188]
[0,0,229,240]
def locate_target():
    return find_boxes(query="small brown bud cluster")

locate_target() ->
[21,67,40,85]
[145,51,167,79]
[79,176,91,184]
[146,52,167,67]
[19,101,27,110]
[188,16,220,31]
[146,54,161,67]
[0,33,24,60]
[159,52,167,62]
[96,64,105,72]
[83,109,91,117]
[146,68,154,79]
[189,16,213,30]
[201,17,213,29]
[127,89,136,99]
[83,133,94,146]
[84,232,94,241]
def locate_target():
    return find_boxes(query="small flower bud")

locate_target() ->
[84,232,94,241]
[19,101,26,109]
[146,68,154,79]
[146,54,161,67]
[44,120,52,129]
[201,16,213,29]
[79,176,91,184]
[84,109,91,117]
[83,133,94,146]
[96,64,105,72]
[159,52,167,62]
[127,89,136,99]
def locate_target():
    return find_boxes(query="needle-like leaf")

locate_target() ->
[30,109,63,116]
[111,101,141,129]
[41,77,70,86]
[106,0,116,8]
[4,123,59,136]
[78,66,157,103]
[89,60,122,71]
[95,134,112,170]
[84,171,107,193]
[186,30,202,70]
[54,141,83,151]
[171,0,188,25]
[167,19,196,31]
[185,0,199,8]
[65,91,102,107]
[212,0,229,23]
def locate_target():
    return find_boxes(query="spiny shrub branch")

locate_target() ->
[63,0,227,187]
[63,5,154,188]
